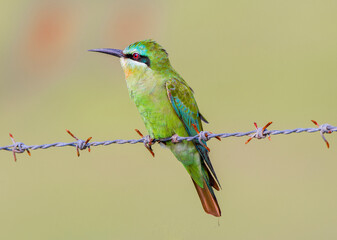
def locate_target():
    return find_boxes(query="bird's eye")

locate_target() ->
[132,53,140,60]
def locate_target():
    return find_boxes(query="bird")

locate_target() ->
[89,40,221,217]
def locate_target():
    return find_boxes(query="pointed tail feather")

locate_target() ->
[205,166,221,191]
[192,179,221,217]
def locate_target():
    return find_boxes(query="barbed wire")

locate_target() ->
[0,120,336,161]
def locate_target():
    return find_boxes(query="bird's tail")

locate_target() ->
[192,171,221,217]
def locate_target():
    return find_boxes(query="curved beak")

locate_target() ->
[88,48,124,58]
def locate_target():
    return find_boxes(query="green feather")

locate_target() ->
[93,39,221,216]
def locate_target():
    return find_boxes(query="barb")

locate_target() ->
[8,133,31,162]
[66,129,92,157]
[1,121,336,160]
[311,120,333,148]
[135,129,155,157]
[245,122,272,144]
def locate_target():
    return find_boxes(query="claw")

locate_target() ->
[171,134,180,143]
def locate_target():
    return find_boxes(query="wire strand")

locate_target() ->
[1,121,336,161]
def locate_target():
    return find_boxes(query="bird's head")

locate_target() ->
[89,40,170,78]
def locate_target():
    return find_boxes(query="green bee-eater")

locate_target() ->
[89,40,221,217]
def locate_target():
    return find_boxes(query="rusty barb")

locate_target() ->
[191,123,221,152]
[66,129,92,157]
[9,133,31,162]
[311,120,334,148]
[0,121,336,161]
[245,122,273,144]
[135,129,155,157]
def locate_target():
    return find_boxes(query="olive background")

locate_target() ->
[0,0,336,239]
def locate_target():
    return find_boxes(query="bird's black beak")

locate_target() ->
[88,48,124,58]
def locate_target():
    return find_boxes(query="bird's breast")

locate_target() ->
[125,74,184,139]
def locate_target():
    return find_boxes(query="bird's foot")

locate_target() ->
[171,134,180,143]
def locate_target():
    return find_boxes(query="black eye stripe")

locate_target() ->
[125,54,151,67]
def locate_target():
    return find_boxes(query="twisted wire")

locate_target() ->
[1,124,336,157]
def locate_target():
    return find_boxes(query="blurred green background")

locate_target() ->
[1,0,337,239]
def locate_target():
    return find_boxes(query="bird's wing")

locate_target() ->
[165,78,220,189]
